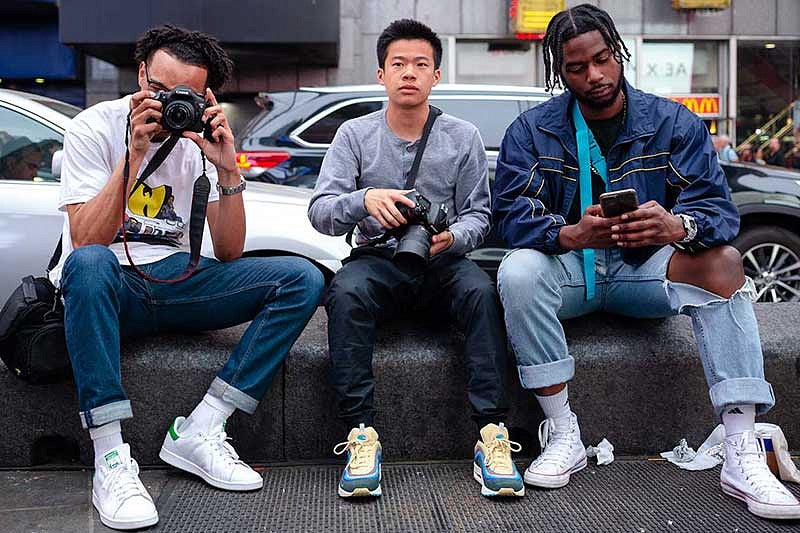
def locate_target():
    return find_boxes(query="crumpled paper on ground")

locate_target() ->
[660,423,800,483]
[586,438,614,465]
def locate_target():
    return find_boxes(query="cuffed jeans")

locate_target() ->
[497,246,775,418]
[324,252,510,428]
[62,245,325,429]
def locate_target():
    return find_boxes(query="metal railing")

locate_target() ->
[736,101,796,152]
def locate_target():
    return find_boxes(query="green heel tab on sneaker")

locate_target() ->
[169,422,180,441]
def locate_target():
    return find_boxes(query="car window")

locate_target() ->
[0,105,63,182]
[430,99,522,151]
[298,101,384,145]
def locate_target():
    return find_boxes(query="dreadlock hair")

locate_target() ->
[542,3,631,92]
[134,25,234,93]
[377,19,442,69]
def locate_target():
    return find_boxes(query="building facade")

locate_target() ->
[334,0,799,146]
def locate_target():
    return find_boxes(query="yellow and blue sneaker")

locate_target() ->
[333,424,382,498]
[473,422,524,497]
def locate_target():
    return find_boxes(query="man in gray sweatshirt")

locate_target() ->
[308,19,523,499]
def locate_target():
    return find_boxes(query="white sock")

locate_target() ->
[89,420,123,466]
[183,393,236,435]
[535,385,572,432]
[722,404,756,439]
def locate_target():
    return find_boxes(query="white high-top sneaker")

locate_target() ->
[720,431,800,520]
[524,413,587,489]
[159,416,263,491]
[92,443,158,530]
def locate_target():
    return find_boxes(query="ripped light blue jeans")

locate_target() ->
[497,246,775,418]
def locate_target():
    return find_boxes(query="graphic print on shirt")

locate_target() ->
[120,182,185,246]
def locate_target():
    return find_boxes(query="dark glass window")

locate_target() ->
[298,101,384,145]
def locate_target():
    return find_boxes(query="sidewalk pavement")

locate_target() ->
[1,458,799,533]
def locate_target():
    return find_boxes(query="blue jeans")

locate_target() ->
[497,246,775,418]
[61,245,325,429]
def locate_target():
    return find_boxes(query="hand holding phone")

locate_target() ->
[599,188,639,218]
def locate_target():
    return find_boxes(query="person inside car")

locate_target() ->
[308,19,522,499]
[50,25,324,530]
[0,136,43,180]
[492,3,799,520]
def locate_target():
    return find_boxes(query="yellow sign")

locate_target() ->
[668,94,721,118]
[511,0,565,35]
[672,0,730,9]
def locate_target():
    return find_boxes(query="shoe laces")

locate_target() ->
[204,431,246,468]
[485,436,522,472]
[102,458,149,503]
[533,418,578,468]
[731,432,790,498]
[334,437,378,472]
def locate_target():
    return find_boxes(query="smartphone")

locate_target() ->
[599,188,639,218]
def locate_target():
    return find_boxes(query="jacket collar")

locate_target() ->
[536,78,655,150]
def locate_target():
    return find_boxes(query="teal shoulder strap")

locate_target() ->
[571,101,608,300]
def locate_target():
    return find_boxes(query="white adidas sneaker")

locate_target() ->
[159,416,263,491]
[92,443,158,530]
[721,431,800,520]
[524,414,587,489]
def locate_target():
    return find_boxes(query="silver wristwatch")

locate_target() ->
[675,213,697,243]
[217,177,247,196]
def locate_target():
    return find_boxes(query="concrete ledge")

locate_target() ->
[1,303,798,467]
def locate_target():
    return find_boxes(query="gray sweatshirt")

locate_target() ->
[307,109,491,257]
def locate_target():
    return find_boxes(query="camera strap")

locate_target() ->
[404,105,442,190]
[346,105,442,247]
[120,113,211,283]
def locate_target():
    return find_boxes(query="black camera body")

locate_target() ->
[394,191,449,265]
[152,85,208,134]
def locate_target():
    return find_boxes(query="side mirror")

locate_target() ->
[51,149,63,179]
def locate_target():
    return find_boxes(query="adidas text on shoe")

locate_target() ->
[720,431,800,520]
[159,416,263,491]
[92,443,158,530]
[473,423,524,497]
[524,414,587,489]
[333,424,382,498]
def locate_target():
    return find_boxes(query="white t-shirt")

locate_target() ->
[50,95,219,285]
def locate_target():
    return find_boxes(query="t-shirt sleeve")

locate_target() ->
[58,116,116,211]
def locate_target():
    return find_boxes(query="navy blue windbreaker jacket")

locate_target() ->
[492,79,739,263]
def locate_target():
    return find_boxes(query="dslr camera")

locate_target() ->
[152,85,208,134]
[393,191,449,265]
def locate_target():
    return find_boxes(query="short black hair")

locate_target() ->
[377,19,442,69]
[134,25,234,93]
[542,3,631,92]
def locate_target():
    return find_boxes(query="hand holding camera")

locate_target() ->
[128,90,166,155]
[131,86,238,179]
[393,190,449,265]
[181,88,238,178]
[364,188,416,229]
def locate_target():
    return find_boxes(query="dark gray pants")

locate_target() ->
[323,250,510,429]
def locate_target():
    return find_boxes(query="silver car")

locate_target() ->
[0,89,350,302]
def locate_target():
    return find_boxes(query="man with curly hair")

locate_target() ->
[49,25,324,529]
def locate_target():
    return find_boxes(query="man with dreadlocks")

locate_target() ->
[493,4,799,520]
[51,25,324,529]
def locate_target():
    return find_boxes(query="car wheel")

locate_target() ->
[733,225,800,303]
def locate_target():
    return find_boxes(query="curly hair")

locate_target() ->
[377,19,442,69]
[134,25,234,92]
[542,3,630,92]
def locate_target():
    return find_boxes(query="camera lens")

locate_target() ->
[164,101,194,131]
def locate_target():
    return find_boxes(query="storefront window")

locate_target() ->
[736,40,800,146]
[639,41,719,95]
